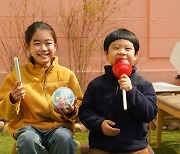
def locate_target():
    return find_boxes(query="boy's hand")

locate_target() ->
[101,120,120,136]
[10,81,26,104]
[118,74,132,92]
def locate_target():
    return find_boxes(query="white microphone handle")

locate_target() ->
[14,57,22,86]
[122,89,127,110]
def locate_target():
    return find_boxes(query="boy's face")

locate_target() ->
[105,39,137,65]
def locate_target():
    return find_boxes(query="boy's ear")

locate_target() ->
[104,51,110,62]
[133,51,139,65]
[134,51,139,59]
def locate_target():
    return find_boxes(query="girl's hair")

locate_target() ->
[103,28,139,54]
[25,21,57,45]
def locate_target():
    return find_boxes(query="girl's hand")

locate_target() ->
[10,81,26,104]
[55,104,75,115]
[118,74,132,92]
[101,120,120,136]
[55,97,77,115]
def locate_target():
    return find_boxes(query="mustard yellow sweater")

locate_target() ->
[0,56,83,137]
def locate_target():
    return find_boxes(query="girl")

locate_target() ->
[0,21,82,154]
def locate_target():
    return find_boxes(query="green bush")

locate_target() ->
[0,130,179,154]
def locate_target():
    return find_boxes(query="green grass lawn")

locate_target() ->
[149,130,180,154]
[0,130,179,154]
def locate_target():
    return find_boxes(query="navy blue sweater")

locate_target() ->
[78,65,157,153]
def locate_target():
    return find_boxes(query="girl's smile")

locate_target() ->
[27,29,57,69]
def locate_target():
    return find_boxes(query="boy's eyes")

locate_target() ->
[126,47,132,50]
[112,46,132,50]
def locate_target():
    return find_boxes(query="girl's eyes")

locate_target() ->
[34,42,40,45]
[113,46,119,50]
[33,42,53,46]
[46,42,53,45]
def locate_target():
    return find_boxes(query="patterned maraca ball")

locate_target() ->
[52,87,75,109]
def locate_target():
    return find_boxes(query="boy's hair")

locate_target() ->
[103,28,139,54]
[25,21,57,45]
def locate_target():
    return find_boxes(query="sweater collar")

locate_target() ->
[27,56,58,75]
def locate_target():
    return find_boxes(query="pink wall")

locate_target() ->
[0,0,180,86]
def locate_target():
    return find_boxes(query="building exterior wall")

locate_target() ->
[0,0,180,86]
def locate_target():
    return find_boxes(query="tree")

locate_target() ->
[0,0,48,72]
[0,0,131,92]
[57,0,130,92]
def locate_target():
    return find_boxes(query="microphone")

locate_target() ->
[112,58,132,110]
[14,57,22,86]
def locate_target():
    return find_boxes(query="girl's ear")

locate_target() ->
[103,50,109,60]
[54,43,57,52]
[103,50,108,55]
[24,43,30,50]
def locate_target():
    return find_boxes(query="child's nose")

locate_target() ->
[41,44,47,50]
[117,49,126,55]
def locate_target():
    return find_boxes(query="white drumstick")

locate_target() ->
[14,57,22,86]
[122,89,127,110]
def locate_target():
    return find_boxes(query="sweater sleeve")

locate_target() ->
[78,82,105,134]
[64,71,83,120]
[127,81,157,123]
[0,73,21,120]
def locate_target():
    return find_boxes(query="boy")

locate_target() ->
[78,28,157,153]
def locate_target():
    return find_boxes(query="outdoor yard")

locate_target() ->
[0,130,179,154]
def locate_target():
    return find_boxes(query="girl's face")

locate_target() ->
[27,29,57,69]
[105,39,138,65]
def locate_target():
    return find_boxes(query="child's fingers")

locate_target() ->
[120,74,128,79]
[10,82,26,102]
[54,108,63,114]
[12,81,21,90]
[62,104,74,114]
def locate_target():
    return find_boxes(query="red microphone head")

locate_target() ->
[112,58,132,78]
